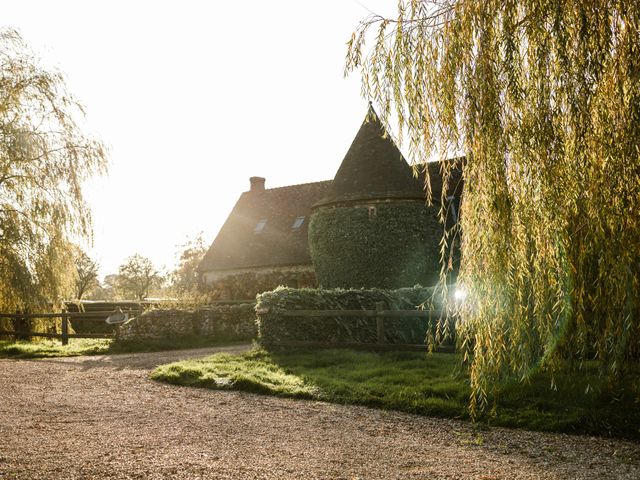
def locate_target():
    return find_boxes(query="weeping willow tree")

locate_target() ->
[0,29,107,325]
[347,1,640,411]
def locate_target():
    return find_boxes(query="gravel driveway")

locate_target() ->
[0,346,638,479]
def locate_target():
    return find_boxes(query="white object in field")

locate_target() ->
[105,308,129,324]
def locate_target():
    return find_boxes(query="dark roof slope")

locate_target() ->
[198,181,331,272]
[417,157,465,201]
[315,105,425,207]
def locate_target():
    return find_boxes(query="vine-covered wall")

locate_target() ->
[309,202,442,288]
[202,269,317,300]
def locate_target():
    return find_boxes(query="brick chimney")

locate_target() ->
[250,176,265,192]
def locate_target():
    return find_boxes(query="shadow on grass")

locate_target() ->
[152,348,640,441]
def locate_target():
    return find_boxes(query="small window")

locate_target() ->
[291,216,305,229]
[254,219,267,233]
[368,206,377,221]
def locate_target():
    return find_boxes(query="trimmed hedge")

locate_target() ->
[256,286,453,348]
[309,202,442,288]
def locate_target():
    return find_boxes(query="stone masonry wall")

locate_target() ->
[119,304,257,342]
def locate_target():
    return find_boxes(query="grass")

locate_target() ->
[152,348,640,440]
[0,338,112,358]
[0,336,248,359]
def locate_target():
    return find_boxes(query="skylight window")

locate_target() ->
[254,219,267,233]
[292,216,305,229]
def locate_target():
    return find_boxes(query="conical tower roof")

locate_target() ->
[315,104,425,208]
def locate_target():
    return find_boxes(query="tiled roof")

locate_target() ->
[417,157,465,202]
[198,181,331,272]
[314,105,425,207]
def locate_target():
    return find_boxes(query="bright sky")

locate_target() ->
[4,0,398,278]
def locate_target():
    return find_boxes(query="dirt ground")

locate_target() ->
[0,345,639,480]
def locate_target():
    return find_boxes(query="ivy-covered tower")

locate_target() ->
[309,105,446,289]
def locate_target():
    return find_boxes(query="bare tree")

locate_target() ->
[74,249,100,300]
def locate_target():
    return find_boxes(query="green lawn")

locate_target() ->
[152,348,640,440]
[0,336,247,359]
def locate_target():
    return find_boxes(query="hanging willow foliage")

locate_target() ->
[0,29,107,316]
[347,0,640,412]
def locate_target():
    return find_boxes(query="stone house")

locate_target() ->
[198,105,462,298]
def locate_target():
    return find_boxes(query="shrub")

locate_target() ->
[256,286,452,348]
[309,203,442,288]
[200,270,317,301]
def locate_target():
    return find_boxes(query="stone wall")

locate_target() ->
[197,305,257,340]
[119,303,257,342]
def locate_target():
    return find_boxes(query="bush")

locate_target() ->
[200,270,317,301]
[309,203,442,288]
[256,286,453,348]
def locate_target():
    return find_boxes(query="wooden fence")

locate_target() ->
[0,309,142,345]
[259,301,455,352]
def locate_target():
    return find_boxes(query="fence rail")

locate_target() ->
[261,301,453,351]
[0,310,140,319]
[0,310,141,345]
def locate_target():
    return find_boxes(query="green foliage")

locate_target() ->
[200,270,318,302]
[0,339,111,358]
[115,254,163,300]
[152,348,640,439]
[152,350,319,398]
[169,233,207,299]
[256,286,451,347]
[309,203,441,288]
[0,336,246,359]
[0,29,107,313]
[347,1,640,413]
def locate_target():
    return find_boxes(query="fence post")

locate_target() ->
[61,314,69,346]
[375,302,385,344]
[13,309,29,341]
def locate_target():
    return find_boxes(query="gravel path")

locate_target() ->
[0,346,639,479]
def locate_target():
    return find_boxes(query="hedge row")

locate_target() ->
[256,286,453,347]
